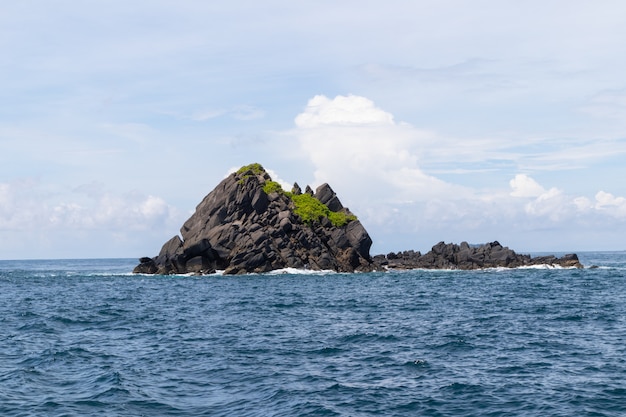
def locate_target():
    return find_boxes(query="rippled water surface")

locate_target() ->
[1,253,626,416]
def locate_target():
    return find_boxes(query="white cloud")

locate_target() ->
[506,176,626,222]
[594,191,626,218]
[70,192,175,231]
[292,94,626,251]
[510,174,546,198]
[573,196,593,212]
[295,94,395,128]
[0,178,180,242]
[0,178,185,258]
[508,174,575,221]
[264,168,293,191]
[509,176,626,223]
[595,191,626,207]
[294,95,463,206]
[523,187,566,220]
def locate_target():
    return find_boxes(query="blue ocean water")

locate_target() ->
[1,253,626,416]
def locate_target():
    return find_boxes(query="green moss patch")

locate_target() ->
[237,163,265,176]
[237,163,267,186]
[328,211,357,227]
[236,163,356,227]
[262,180,283,194]
[291,193,356,227]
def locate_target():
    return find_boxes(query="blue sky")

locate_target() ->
[2,1,626,259]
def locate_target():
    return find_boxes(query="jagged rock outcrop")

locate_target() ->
[373,241,583,270]
[134,164,375,275]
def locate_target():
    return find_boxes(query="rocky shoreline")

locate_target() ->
[373,241,581,270]
[134,164,582,275]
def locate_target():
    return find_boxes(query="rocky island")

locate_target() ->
[134,163,374,274]
[134,163,582,274]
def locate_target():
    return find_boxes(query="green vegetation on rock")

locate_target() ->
[237,163,266,186]
[262,180,283,194]
[328,211,357,227]
[290,193,356,227]
[290,193,326,224]
[236,162,356,227]
[237,163,265,176]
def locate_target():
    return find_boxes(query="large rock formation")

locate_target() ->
[373,241,583,270]
[134,164,375,275]
[134,164,584,275]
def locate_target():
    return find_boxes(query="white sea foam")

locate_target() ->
[516,264,574,270]
[384,264,581,273]
[130,264,584,277]
[130,268,336,277]
[267,268,337,275]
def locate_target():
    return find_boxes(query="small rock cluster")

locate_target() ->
[373,241,582,270]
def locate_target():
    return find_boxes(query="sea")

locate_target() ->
[1,252,626,417]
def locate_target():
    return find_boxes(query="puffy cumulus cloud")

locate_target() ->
[509,174,572,221]
[523,188,568,221]
[508,175,626,223]
[291,94,507,252]
[509,174,547,198]
[594,191,626,218]
[294,94,465,205]
[295,95,395,128]
[291,95,626,251]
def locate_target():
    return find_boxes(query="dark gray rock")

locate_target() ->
[346,220,372,259]
[185,255,216,274]
[134,164,375,275]
[133,257,158,274]
[376,241,583,270]
[315,183,344,212]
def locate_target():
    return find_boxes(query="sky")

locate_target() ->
[2,1,626,259]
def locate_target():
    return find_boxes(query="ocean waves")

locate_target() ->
[1,254,626,416]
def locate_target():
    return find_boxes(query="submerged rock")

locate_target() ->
[374,241,583,270]
[134,163,375,275]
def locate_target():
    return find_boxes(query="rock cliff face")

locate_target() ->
[134,164,374,275]
[373,241,583,270]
